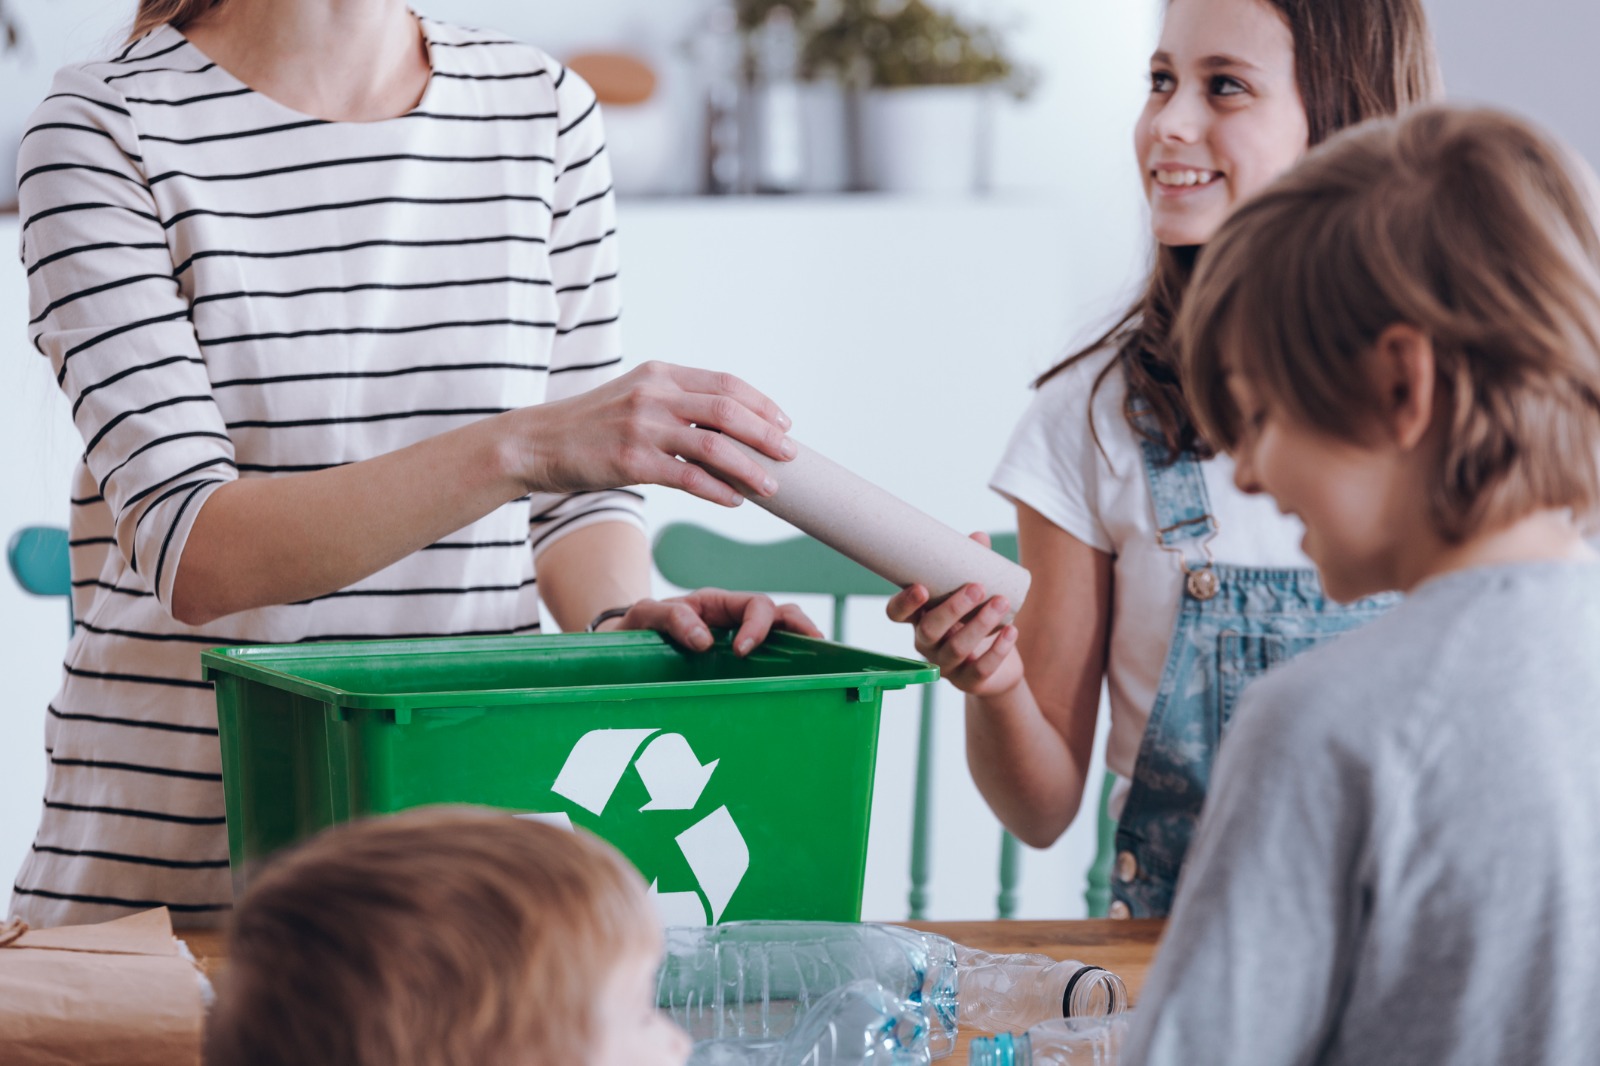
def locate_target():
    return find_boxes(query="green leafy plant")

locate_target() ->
[804,0,1034,96]
[0,1,22,55]
[735,0,817,33]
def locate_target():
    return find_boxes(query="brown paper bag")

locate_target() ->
[0,907,205,1066]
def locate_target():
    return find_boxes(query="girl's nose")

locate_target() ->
[1150,86,1206,144]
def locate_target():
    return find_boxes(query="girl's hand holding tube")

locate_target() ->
[887,532,1026,697]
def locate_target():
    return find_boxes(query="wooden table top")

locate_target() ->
[183,919,1164,1058]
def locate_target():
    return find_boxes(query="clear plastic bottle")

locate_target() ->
[658,922,1128,1061]
[659,923,959,1057]
[687,979,931,1066]
[967,1015,1134,1066]
[952,943,1129,1032]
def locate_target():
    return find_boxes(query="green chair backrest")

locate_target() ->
[652,523,898,642]
[7,525,73,634]
[652,522,1032,919]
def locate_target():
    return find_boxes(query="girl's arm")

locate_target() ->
[889,503,1113,846]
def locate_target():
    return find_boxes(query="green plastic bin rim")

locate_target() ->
[200,629,937,713]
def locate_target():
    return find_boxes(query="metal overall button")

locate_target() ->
[1186,567,1220,601]
[1156,513,1221,602]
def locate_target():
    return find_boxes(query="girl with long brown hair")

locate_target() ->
[889,0,1440,918]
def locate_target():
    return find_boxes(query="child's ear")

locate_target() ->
[1363,323,1436,451]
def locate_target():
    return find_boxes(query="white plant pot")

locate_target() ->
[797,81,852,194]
[864,85,993,195]
[601,95,682,197]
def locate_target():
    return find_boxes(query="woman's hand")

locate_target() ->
[886,532,1024,697]
[520,361,797,507]
[602,588,824,656]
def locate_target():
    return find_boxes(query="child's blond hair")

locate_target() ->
[203,808,657,1066]
[1179,105,1600,540]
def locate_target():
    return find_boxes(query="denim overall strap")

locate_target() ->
[1110,412,1395,918]
[1133,422,1221,601]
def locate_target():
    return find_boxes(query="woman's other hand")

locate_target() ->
[601,588,823,656]
[886,532,1024,697]
[521,361,796,507]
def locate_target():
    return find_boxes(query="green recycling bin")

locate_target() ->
[201,629,936,924]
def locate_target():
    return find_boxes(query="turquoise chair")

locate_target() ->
[7,525,73,634]
[654,522,1083,919]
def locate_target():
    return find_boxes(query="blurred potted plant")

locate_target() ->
[805,0,1035,194]
[0,0,26,213]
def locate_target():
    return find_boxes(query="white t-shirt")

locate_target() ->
[989,345,1313,784]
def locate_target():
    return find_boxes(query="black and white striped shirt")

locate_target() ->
[12,17,643,927]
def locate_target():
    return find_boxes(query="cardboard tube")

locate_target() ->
[726,438,1031,622]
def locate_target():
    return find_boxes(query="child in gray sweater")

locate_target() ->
[1126,105,1600,1065]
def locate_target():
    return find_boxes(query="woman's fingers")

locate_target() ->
[632,590,821,655]
[663,363,792,436]
[773,601,824,639]
[729,595,777,656]
[623,598,713,652]
[673,389,797,467]
[671,424,781,500]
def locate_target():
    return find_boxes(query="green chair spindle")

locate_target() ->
[1084,771,1119,918]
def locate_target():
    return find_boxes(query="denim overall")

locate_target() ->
[1109,424,1394,918]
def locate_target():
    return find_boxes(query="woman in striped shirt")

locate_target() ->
[12,0,815,927]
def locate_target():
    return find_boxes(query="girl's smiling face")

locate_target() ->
[1135,0,1310,247]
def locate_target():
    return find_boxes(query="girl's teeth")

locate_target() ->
[1156,170,1216,186]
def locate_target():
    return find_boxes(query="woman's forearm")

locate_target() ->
[535,521,653,633]
[169,361,794,625]
[171,409,529,625]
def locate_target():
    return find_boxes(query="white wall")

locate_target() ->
[1430,0,1600,169]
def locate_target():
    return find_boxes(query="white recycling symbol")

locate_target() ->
[539,728,749,926]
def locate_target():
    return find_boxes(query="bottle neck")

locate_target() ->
[970,1031,1031,1066]
[1063,965,1129,1017]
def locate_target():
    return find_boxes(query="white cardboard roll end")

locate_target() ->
[728,438,1031,622]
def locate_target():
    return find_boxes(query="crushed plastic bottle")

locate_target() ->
[952,943,1128,1032]
[658,922,1130,1062]
[659,923,959,1059]
[687,979,931,1066]
[967,1015,1135,1066]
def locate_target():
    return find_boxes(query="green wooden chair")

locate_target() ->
[653,522,1047,918]
[1084,772,1118,918]
[7,525,73,634]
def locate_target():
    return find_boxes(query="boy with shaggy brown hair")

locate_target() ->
[1128,105,1600,1065]
[203,808,690,1066]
